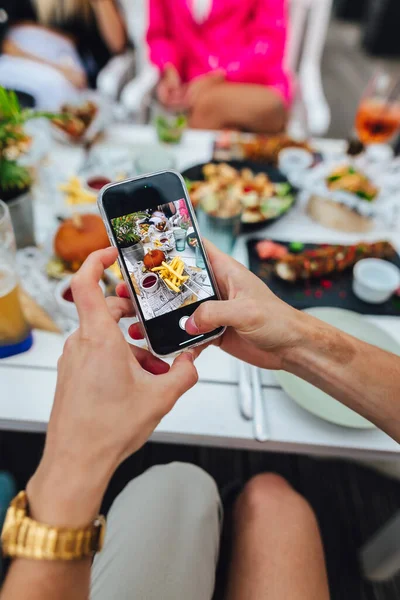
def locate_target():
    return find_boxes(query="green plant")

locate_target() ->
[112,214,142,247]
[0,87,57,197]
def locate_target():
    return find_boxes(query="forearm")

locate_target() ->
[91,0,127,54]
[0,450,114,600]
[283,313,400,442]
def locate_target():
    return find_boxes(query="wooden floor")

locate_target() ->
[323,19,400,139]
[1,17,400,600]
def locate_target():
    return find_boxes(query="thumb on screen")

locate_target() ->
[186,299,242,335]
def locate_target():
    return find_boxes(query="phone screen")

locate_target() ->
[101,171,223,355]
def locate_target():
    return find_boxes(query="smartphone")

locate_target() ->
[98,170,225,357]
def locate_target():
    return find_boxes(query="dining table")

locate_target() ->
[0,124,399,465]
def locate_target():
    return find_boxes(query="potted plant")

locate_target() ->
[0,87,56,248]
[112,214,145,263]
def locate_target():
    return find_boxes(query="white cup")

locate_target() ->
[353,259,400,304]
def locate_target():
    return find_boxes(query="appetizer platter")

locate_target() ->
[247,238,400,316]
[213,131,313,165]
[50,95,108,145]
[182,160,297,231]
[306,161,400,233]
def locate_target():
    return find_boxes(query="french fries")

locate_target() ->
[151,258,189,292]
[59,176,97,205]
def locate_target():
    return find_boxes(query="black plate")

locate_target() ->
[181,160,297,232]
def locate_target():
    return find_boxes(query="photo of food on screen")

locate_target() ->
[110,200,215,321]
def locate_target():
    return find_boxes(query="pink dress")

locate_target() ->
[147,0,292,105]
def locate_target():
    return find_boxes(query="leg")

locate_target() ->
[91,462,222,600]
[225,474,330,600]
[189,83,287,134]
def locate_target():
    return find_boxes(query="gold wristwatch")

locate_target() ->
[1,491,106,560]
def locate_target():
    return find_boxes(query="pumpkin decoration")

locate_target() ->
[54,213,109,269]
[143,249,165,270]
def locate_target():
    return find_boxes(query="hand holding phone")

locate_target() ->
[98,170,225,357]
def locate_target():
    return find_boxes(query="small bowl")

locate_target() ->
[278,148,314,177]
[353,259,400,304]
[140,273,159,294]
[55,276,106,320]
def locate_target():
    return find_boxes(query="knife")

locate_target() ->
[238,360,253,420]
[250,366,268,442]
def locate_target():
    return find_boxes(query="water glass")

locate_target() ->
[195,244,206,269]
[196,208,241,255]
[173,228,186,252]
[135,146,176,175]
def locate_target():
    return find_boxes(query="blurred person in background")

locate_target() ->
[148,0,292,133]
[0,0,127,109]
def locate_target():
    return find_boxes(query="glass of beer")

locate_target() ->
[0,200,33,359]
[355,71,400,145]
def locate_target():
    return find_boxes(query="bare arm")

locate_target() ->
[90,0,127,54]
[2,39,87,88]
[124,241,400,445]
[283,313,400,442]
[0,248,198,600]
[3,39,48,65]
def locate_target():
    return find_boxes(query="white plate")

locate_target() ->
[275,307,400,429]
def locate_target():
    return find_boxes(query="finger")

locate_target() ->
[116,282,130,299]
[106,297,135,322]
[160,352,198,402]
[186,298,246,335]
[128,322,144,340]
[71,247,117,331]
[129,345,170,375]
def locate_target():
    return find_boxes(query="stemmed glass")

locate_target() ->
[355,71,400,146]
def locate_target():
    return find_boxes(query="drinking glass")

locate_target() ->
[355,71,400,145]
[196,208,241,256]
[0,202,33,359]
[173,228,186,251]
[195,244,206,269]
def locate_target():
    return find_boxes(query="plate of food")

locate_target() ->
[213,132,313,165]
[306,161,400,233]
[51,94,108,145]
[182,160,297,231]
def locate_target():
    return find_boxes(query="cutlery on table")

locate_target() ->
[238,360,253,420]
[250,366,268,442]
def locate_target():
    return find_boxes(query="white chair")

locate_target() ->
[117,0,332,136]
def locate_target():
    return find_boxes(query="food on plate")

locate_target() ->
[289,241,305,253]
[59,176,97,205]
[188,163,294,224]
[62,287,74,303]
[188,235,198,248]
[155,220,168,232]
[274,241,395,282]
[54,214,109,271]
[19,288,61,333]
[151,257,189,293]
[138,222,151,237]
[256,240,288,260]
[307,196,373,233]
[143,249,166,270]
[52,100,98,139]
[86,176,111,191]
[240,135,312,165]
[326,165,378,201]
